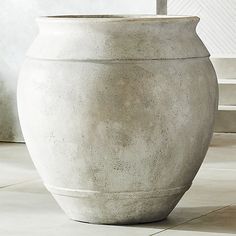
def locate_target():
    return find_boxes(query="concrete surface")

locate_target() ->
[17,16,217,223]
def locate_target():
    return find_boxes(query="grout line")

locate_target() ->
[149,205,231,236]
[0,178,41,190]
[201,167,236,172]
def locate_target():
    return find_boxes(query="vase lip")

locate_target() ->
[37,14,199,23]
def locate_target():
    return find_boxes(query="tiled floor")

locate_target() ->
[0,133,236,236]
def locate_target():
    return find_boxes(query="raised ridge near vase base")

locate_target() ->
[46,184,191,224]
[50,191,188,224]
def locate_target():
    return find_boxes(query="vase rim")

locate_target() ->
[37,14,199,22]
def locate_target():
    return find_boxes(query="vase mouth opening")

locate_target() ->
[38,14,199,22]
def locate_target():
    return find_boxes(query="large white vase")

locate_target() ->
[17,15,218,224]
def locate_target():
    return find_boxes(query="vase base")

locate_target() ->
[48,185,190,224]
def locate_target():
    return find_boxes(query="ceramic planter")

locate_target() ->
[17,15,218,224]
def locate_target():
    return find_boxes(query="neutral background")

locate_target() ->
[168,0,236,56]
[0,0,235,142]
[0,0,155,142]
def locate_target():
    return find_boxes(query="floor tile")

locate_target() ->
[0,143,38,187]
[157,205,236,235]
[0,190,161,236]
[2,179,47,194]
[153,230,234,235]
[134,171,235,231]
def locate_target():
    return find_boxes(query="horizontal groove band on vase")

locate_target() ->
[17,15,218,224]
[46,184,191,198]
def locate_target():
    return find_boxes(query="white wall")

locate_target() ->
[0,0,156,142]
[168,0,236,57]
[1,0,236,141]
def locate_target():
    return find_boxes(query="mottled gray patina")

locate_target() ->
[18,15,218,224]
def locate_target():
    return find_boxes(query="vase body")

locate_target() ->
[17,15,218,224]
